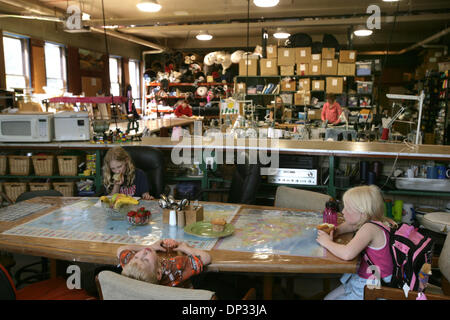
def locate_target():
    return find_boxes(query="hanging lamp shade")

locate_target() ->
[253,0,279,7]
[136,0,162,12]
[353,25,373,37]
[273,28,290,39]
[196,31,213,41]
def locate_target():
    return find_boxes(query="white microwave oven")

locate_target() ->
[0,113,54,142]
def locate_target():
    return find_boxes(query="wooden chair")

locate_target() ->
[0,263,95,300]
[96,270,256,300]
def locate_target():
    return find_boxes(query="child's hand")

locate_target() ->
[141,192,154,200]
[316,229,334,247]
[150,240,167,252]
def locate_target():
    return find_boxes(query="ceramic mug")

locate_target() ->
[436,166,446,179]
[426,166,438,179]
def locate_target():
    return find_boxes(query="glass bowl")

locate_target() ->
[102,202,137,220]
[127,214,150,226]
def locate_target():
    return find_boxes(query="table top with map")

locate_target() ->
[0,197,357,274]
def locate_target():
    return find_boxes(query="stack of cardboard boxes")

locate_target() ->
[238,45,357,107]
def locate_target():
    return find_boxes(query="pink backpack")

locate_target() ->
[364,222,434,291]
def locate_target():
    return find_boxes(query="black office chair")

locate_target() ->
[122,146,165,198]
[195,163,261,205]
[14,190,63,288]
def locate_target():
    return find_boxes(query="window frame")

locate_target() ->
[109,55,122,97]
[128,59,141,108]
[44,41,67,91]
[2,32,31,91]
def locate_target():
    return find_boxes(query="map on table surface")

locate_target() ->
[2,199,240,250]
[0,202,53,222]
[215,208,325,257]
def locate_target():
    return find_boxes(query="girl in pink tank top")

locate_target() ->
[316,185,396,300]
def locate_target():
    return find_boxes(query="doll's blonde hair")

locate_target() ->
[102,147,135,194]
[121,259,160,284]
[342,185,391,229]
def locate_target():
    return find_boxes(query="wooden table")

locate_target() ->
[0,197,356,299]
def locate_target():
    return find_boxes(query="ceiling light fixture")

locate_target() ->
[253,0,279,8]
[353,25,373,37]
[136,0,162,12]
[382,0,400,2]
[273,28,290,39]
[196,31,213,41]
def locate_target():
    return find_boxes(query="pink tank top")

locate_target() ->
[357,221,393,279]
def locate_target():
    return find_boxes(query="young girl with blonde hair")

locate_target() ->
[317,185,396,300]
[102,146,152,200]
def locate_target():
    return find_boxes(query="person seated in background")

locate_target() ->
[321,93,343,125]
[174,99,193,118]
[118,239,211,287]
[268,96,284,124]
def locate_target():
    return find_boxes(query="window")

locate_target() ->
[109,57,121,96]
[129,59,141,108]
[44,42,66,91]
[3,34,30,91]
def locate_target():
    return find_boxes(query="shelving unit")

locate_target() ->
[144,81,233,117]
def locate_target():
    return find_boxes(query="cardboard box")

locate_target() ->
[338,63,355,76]
[281,80,296,92]
[260,58,278,76]
[322,48,335,59]
[239,58,258,76]
[326,77,344,94]
[321,59,338,75]
[310,62,321,75]
[312,80,325,91]
[339,50,357,63]
[278,48,295,65]
[298,78,310,91]
[267,45,278,59]
[311,54,321,62]
[295,47,311,63]
[297,63,309,76]
[295,92,311,105]
[308,109,322,120]
[280,65,295,76]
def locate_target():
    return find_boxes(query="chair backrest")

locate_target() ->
[228,164,261,204]
[274,186,329,212]
[439,232,450,284]
[122,146,165,198]
[16,190,63,203]
[97,271,215,300]
[0,264,16,300]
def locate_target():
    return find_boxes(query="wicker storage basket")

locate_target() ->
[29,182,51,192]
[32,155,55,176]
[52,182,75,197]
[3,182,27,203]
[57,156,79,176]
[0,155,6,175]
[8,156,30,176]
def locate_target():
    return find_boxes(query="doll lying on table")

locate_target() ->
[117,239,211,287]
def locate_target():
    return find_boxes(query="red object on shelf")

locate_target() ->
[381,128,389,140]
[48,96,127,104]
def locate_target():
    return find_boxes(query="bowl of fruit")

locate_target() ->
[127,207,151,226]
[100,194,139,220]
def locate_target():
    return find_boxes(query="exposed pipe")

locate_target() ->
[358,27,450,55]
[0,0,168,52]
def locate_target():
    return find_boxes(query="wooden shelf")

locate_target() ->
[146,82,232,87]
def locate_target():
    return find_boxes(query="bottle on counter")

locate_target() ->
[323,197,338,226]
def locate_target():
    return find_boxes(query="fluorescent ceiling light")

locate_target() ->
[196,31,213,41]
[82,13,90,21]
[273,28,290,39]
[253,0,279,8]
[353,26,373,37]
[382,0,400,2]
[136,0,162,12]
